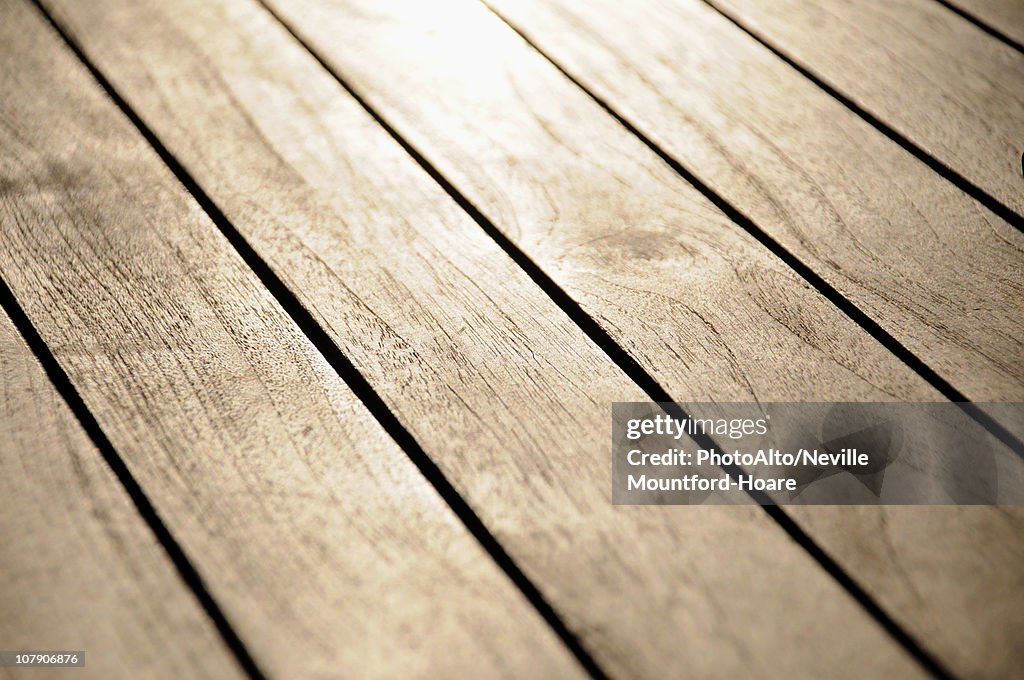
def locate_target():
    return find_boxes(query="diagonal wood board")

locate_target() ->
[0,306,243,679]
[0,3,585,677]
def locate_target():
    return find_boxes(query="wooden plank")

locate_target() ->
[485,0,1024,407]
[0,309,242,679]
[706,0,1024,217]
[98,0,1023,677]
[945,0,1024,47]
[471,6,1024,676]
[0,3,585,678]
[33,0,938,678]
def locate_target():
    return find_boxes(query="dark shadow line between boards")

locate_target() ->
[0,278,267,680]
[697,0,1024,235]
[27,2,610,679]
[932,0,1024,55]
[15,4,270,680]
[481,2,1024,466]
[483,3,1024,677]
[257,3,961,680]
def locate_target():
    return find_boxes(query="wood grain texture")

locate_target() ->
[487,0,1024,407]
[474,6,1024,673]
[34,0,936,677]
[0,310,241,680]
[161,0,1021,677]
[0,3,583,678]
[708,0,1024,216]
[948,0,1024,46]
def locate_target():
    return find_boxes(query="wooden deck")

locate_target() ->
[1,0,1021,677]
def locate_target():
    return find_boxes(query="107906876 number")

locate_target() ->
[0,651,85,667]
[16,653,78,665]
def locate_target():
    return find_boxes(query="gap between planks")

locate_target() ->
[235,0,1024,675]
[931,0,1024,55]
[479,2,1024,462]
[699,0,1024,226]
[0,303,244,680]
[32,6,606,675]
[0,279,266,680]
[262,12,959,674]
[3,2,590,677]
[16,1,602,676]
[247,5,957,679]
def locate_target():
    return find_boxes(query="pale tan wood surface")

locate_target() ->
[487,0,1024,407]
[948,0,1024,45]
[32,0,937,677]
[175,0,1020,677]
[0,3,584,678]
[0,310,242,680]
[260,0,929,404]
[708,0,1024,216]
[476,5,1024,674]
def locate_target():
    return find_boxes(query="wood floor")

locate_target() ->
[1,0,1021,677]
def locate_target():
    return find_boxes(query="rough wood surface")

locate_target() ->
[0,3,583,678]
[0,310,242,680]
[478,6,1024,674]
[947,0,1024,45]
[262,0,929,403]
[708,0,1024,216]
[33,0,936,677]
[487,0,1024,406]
[201,0,1020,677]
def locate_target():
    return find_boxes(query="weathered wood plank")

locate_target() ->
[707,0,1024,216]
[946,0,1024,46]
[0,309,242,680]
[34,0,936,677]
[478,5,1024,675]
[0,3,584,678]
[154,0,1020,677]
[486,0,1024,407]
